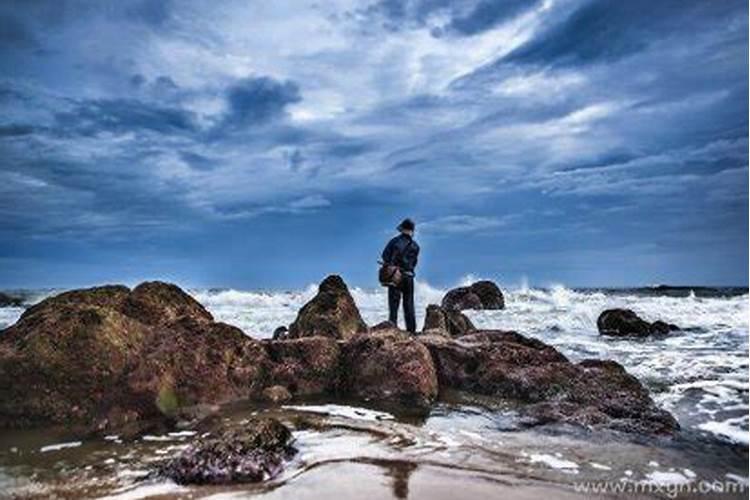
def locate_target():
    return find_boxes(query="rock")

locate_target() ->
[341,329,438,408]
[261,385,293,403]
[264,337,340,396]
[125,318,269,421]
[0,283,266,429]
[0,292,24,308]
[161,418,296,484]
[422,304,475,337]
[287,275,367,340]
[0,299,151,427]
[419,331,677,434]
[272,326,289,340]
[121,281,213,326]
[649,320,680,335]
[441,280,505,311]
[597,309,679,337]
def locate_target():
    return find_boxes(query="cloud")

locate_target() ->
[54,98,197,136]
[504,0,744,68]
[222,76,301,128]
[420,214,516,235]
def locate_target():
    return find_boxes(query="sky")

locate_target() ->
[0,0,747,289]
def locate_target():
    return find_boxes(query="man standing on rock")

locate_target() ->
[381,218,420,333]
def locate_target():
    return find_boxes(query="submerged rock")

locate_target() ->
[597,309,679,337]
[287,275,367,340]
[161,418,295,484]
[423,304,475,337]
[341,329,438,408]
[442,281,505,311]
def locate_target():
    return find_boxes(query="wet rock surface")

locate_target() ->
[442,281,505,311]
[597,309,680,337]
[287,275,367,340]
[161,417,296,484]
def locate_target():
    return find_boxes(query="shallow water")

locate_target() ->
[0,281,747,498]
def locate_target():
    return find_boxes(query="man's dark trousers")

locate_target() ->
[388,276,416,333]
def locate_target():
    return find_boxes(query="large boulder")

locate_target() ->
[287,275,367,340]
[123,318,269,425]
[0,282,266,429]
[422,304,475,337]
[161,418,296,484]
[597,309,679,337]
[419,331,677,434]
[442,281,505,311]
[0,300,151,427]
[341,329,438,408]
[263,337,340,396]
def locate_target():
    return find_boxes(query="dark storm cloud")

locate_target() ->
[54,98,197,136]
[505,0,745,67]
[222,77,301,128]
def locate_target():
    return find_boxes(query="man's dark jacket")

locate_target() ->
[382,234,420,275]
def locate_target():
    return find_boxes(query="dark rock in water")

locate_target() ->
[341,329,438,408]
[272,326,288,340]
[597,309,679,337]
[261,385,292,403]
[0,282,266,429]
[649,320,680,335]
[264,337,340,396]
[287,275,367,340]
[0,292,24,308]
[419,331,678,434]
[423,304,475,337]
[161,418,295,484]
[442,281,505,311]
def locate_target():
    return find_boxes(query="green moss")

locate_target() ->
[156,383,179,416]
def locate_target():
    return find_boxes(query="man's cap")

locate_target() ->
[397,218,415,232]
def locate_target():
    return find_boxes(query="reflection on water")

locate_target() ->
[0,398,747,499]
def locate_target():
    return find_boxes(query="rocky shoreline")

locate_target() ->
[0,275,681,484]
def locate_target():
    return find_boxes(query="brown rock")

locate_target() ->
[125,318,269,420]
[122,281,213,326]
[287,275,367,339]
[0,300,150,427]
[0,283,266,429]
[341,329,438,408]
[422,304,475,337]
[264,337,340,396]
[419,331,677,434]
[442,280,505,311]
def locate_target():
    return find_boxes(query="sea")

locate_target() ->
[0,279,747,498]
